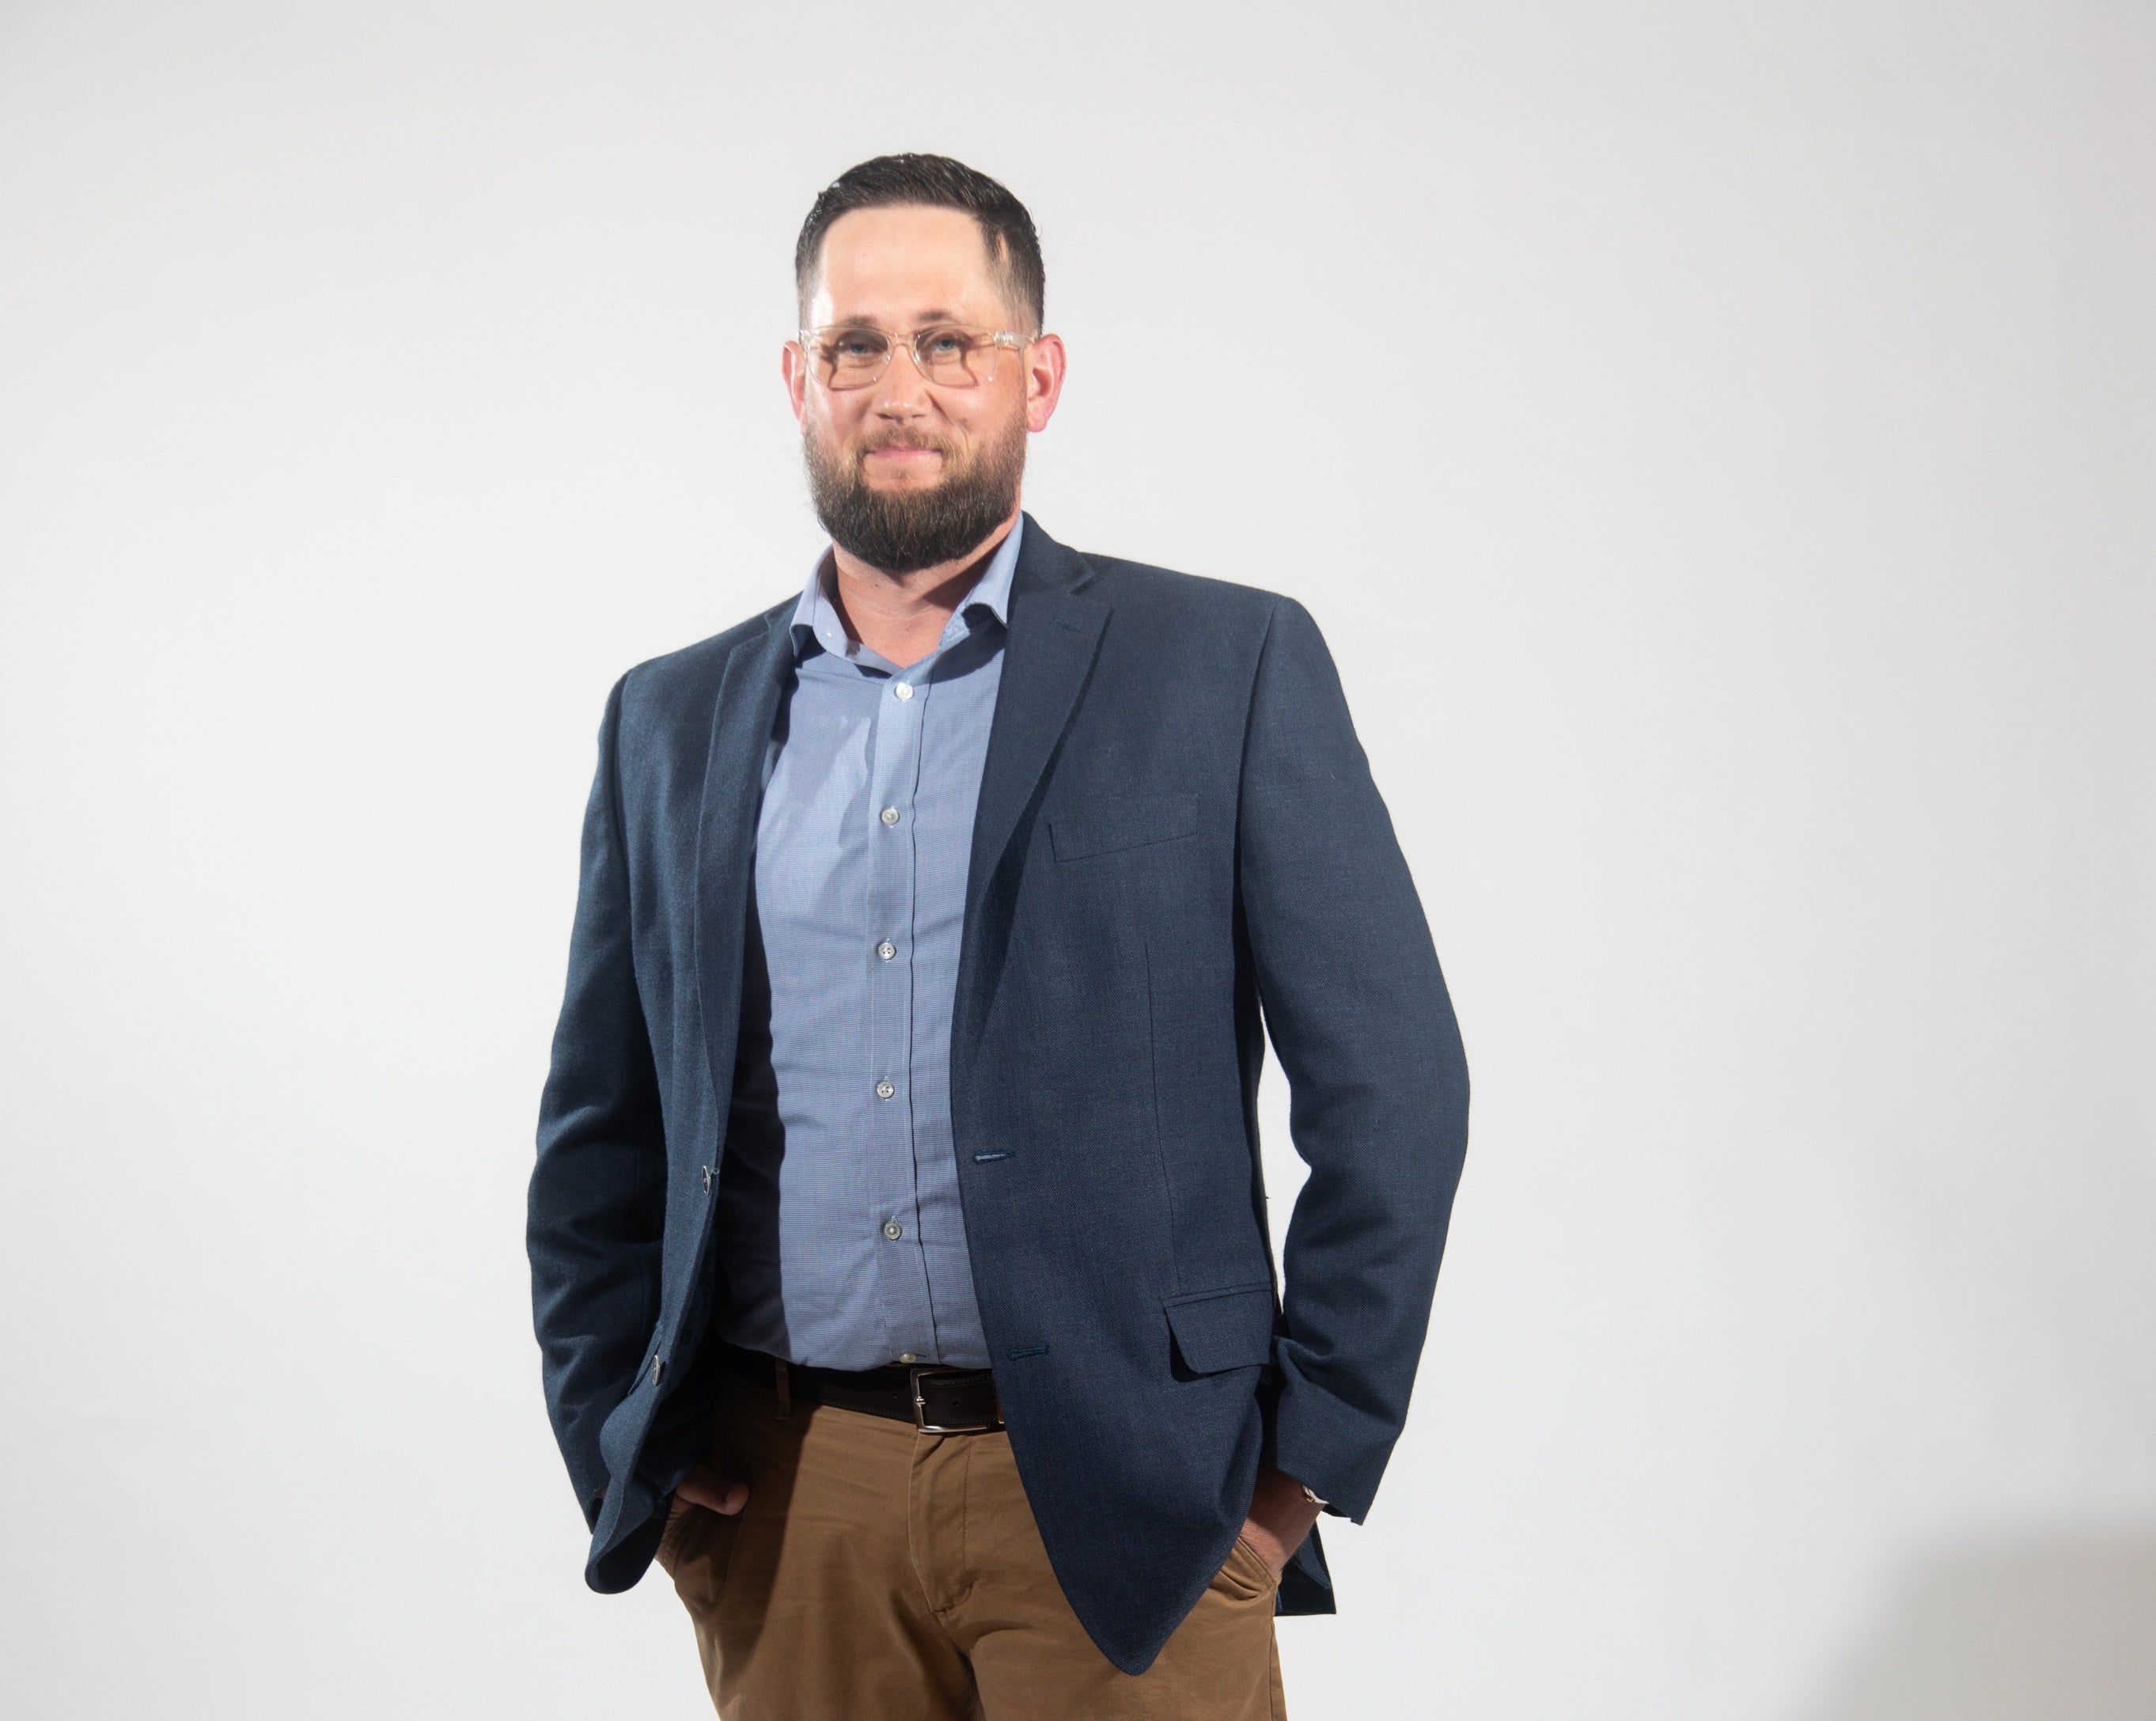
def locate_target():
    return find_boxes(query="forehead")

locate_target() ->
[809,205,1005,327]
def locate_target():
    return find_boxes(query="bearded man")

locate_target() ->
[529,154,1470,1720]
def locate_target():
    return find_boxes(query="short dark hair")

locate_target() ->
[795,154,1044,335]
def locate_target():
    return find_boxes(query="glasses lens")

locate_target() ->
[915,328,994,387]
[816,329,890,389]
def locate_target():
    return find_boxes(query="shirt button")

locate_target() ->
[893,681,915,701]
[883,1220,904,1240]
[877,941,896,961]
[899,1351,918,1363]
[876,1078,896,1100]
[880,807,900,826]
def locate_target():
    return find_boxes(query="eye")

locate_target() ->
[919,328,972,359]
[825,330,887,362]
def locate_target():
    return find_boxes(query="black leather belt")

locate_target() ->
[719,1343,1003,1434]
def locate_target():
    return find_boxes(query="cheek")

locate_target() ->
[947,387,1023,443]
[804,396,867,455]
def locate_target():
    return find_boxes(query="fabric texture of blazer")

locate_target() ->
[529,516,1471,1674]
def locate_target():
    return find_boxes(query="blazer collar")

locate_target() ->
[954,514,1110,1056]
[694,605,795,1127]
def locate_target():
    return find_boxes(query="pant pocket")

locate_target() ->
[654,1500,697,1577]
[1216,1536,1281,1602]
[664,1503,742,1619]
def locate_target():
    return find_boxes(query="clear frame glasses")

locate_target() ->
[798,324,1027,391]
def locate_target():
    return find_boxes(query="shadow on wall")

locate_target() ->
[1796,1525,2156,1721]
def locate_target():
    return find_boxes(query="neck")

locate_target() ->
[827,506,1019,669]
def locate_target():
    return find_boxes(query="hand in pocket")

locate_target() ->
[667,1460,749,1532]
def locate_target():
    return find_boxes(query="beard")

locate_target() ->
[804,415,1026,574]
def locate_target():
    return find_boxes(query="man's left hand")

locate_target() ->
[1238,1465,1324,1579]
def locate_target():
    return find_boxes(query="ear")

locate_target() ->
[1022,333,1067,434]
[782,340,809,426]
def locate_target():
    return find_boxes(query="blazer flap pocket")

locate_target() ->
[1049,792,1199,862]
[1164,1283,1278,1374]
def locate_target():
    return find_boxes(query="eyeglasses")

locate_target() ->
[798,324,1028,391]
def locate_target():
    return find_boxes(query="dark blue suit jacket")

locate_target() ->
[529,517,1469,1674]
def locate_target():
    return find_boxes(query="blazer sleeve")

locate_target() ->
[529,673,667,1526]
[1237,597,1470,1522]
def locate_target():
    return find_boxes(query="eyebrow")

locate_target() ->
[823,309,972,332]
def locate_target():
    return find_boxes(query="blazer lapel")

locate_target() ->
[956,517,1107,1056]
[695,608,795,1122]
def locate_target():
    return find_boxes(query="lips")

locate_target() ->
[858,440,954,478]
[862,440,949,459]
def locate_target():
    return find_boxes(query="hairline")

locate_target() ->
[796,201,1040,337]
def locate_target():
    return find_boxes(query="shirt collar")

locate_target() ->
[790,515,1024,665]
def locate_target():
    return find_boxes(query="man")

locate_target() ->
[529,154,1469,1719]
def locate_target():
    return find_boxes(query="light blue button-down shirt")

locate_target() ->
[712,520,1021,1370]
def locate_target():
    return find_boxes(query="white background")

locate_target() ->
[3,2,2151,1716]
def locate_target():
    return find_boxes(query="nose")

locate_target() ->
[869,341,935,419]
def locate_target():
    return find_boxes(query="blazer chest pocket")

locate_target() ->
[1048,792,1199,862]
[1164,1283,1278,1375]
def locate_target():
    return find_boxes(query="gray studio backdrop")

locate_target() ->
[2,3,2151,1717]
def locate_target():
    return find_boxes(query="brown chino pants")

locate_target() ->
[654,1372,1287,1720]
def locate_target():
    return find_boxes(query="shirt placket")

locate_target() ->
[865,658,936,1360]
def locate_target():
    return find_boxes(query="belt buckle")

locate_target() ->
[908,1365,999,1434]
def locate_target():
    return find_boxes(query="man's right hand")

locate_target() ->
[666,1462,749,1530]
